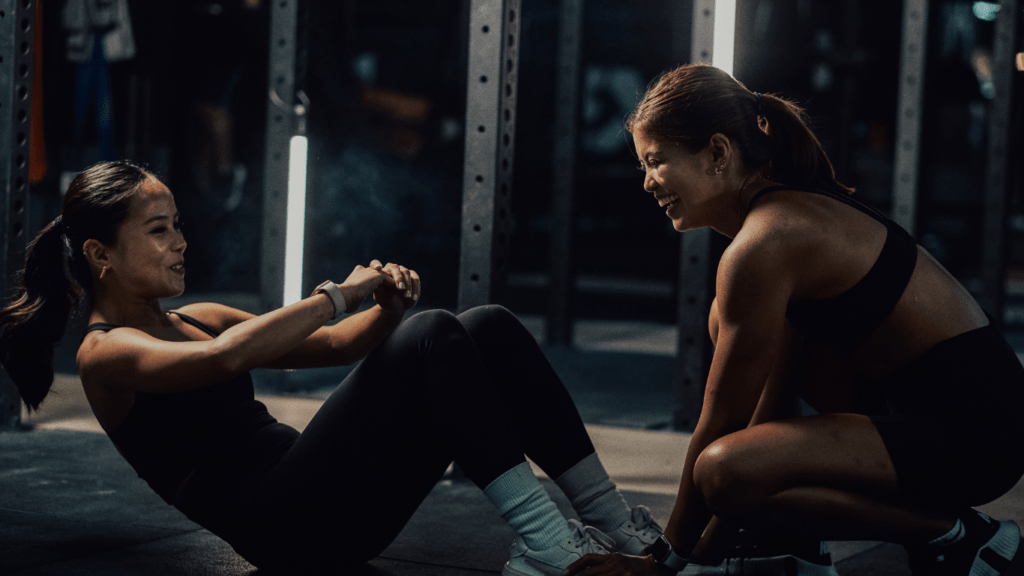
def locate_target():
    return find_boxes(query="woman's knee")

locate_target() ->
[692,438,758,519]
[457,304,518,335]
[401,308,465,338]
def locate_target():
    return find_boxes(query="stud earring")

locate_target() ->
[715,166,723,175]
[100,266,108,279]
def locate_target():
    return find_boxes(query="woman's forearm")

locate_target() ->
[214,293,336,373]
[323,304,406,365]
[665,423,734,555]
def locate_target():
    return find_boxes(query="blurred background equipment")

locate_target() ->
[1,0,1022,431]
[457,0,521,313]
[0,0,38,428]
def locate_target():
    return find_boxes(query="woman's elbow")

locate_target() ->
[206,338,247,379]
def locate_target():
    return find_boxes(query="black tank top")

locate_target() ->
[84,312,286,504]
[746,185,918,352]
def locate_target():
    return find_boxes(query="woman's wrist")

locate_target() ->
[313,291,337,321]
[649,535,689,574]
[376,302,407,318]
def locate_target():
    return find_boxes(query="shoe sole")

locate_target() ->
[502,560,563,576]
[681,564,725,575]
[973,520,1020,576]
[721,554,840,576]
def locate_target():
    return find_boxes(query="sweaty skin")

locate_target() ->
[566,128,982,575]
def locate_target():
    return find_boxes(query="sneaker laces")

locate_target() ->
[568,519,611,554]
[628,505,664,541]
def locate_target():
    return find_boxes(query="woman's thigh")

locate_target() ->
[236,313,461,565]
[693,414,900,511]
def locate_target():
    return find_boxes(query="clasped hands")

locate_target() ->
[338,259,421,314]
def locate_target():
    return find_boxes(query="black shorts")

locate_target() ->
[867,321,1024,507]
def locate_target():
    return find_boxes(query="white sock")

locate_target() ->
[927,518,965,547]
[483,462,573,551]
[554,452,631,533]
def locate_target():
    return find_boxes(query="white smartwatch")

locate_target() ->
[649,535,689,573]
[314,280,347,319]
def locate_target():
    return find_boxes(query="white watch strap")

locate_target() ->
[664,548,688,571]
[315,281,347,319]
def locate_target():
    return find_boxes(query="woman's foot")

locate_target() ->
[905,511,1020,575]
[502,519,610,576]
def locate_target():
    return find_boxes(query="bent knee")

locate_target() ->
[693,439,757,518]
[403,308,462,334]
[457,304,516,333]
[388,309,469,353]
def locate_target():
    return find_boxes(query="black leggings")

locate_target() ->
[178,306,595,571]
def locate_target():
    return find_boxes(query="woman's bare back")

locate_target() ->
[740,188,988,378]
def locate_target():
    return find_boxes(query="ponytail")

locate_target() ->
[0,220,81,411]
[759,93,853,195]
[0,160,152,411]
[626,64,853,196]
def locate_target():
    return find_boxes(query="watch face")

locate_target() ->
[650,535,670,560]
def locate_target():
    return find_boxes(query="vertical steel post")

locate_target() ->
[260,0,300,314]
[457,0,521,313]
[0,0,36,429]
[979,0,1019,322]
[891,0,928,235]
[671,0,718,431]
[547,0,584,345]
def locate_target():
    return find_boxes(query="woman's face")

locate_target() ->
[107,178,187,298]
[633,128,717,232]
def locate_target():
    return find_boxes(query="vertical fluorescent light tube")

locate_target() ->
[283,135,308,306]
[713,0,737,76]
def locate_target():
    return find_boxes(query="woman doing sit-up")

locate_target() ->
[567,65,1024,576]
[0,161,665,575]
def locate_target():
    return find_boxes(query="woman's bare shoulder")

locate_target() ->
[76,325,147,388]
[727,202,822,274]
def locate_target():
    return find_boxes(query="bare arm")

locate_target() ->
[710,296,804,424]
[79,265,391,393]
[177,261,422,369]
[665,236,797,554]
[179,302,407,369]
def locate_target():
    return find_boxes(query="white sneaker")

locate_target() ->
[502,519,610,576]
[681,542,840,576]
[587,505,664,555]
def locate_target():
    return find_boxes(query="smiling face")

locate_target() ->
[105,178,187,299]
[633,127,719,232]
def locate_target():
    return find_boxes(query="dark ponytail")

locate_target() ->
[758,93,852,195]
[625,64,853,196]
[0,221,78,410]
[0,160,153,411]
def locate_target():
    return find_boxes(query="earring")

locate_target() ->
[715,166,723,175]
[100,266,107,279]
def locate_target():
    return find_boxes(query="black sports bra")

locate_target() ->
[84,311,280,504]
[746,185,918,352]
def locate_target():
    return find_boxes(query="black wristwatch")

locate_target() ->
[648,535,689,574]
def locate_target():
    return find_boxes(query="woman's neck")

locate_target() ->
[89,287,170,329]
[710,176,775,239]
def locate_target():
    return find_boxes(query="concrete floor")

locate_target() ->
[3,375,1024,575]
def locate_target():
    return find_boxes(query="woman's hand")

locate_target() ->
[337,263,390,313]
[369,260,420,314]
[564,552,663,576]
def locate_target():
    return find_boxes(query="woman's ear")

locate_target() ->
[82,239,111,273]
[708,133,732,169]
